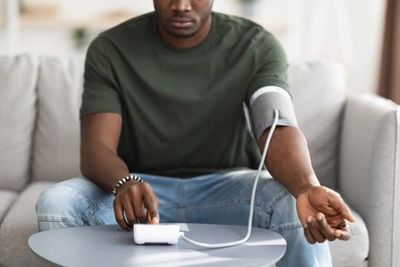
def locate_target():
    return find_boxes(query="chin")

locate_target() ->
[166,28,198,38]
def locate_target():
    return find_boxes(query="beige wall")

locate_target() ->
[346,0,387,94]
[0,0,387,94]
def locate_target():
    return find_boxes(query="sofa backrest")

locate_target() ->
[0,56,346,191]
[31,57,83,183]
[289,62,346,189]
[0,56,38,192]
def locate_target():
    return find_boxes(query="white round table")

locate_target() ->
[29,224,286,267]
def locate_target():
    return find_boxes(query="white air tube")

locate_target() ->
[180,109,280,248]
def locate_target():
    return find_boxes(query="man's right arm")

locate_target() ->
[80,113,129,192]
[80,113,159,229]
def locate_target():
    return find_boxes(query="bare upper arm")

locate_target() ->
[80,112,122,153]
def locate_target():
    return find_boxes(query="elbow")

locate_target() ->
[80,146,92,179]
[257,125,305,150]
[80,160,89,178]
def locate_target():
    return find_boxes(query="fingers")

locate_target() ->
[304,213,352,244]
[303,224,316,244]
[113,181,160,230]
[316,213,336,241]
[334,224,351,241]
[131,187,147,223]
[121,197,137,226]
[303,213,337,244]
[143,184,160,224]
[113,199,130,231]
[307,216,325,243]
[328,192,356,223]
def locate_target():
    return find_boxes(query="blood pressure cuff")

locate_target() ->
[246,86,298,140]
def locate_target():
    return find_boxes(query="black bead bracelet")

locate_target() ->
[112,174,143,195]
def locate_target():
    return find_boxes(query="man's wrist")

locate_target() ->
[295,185,318,199]
[294,176,320,199]
[112,173,143,195]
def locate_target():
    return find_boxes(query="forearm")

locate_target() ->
[258,126,320,198]
[81,141,130,193]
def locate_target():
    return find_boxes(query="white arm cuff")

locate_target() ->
[249,86,298,140]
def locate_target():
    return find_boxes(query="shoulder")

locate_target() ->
[214,12,261,30]
[213,12,281,50]
[86,12,154,57]
[90,12,154,48]
[101,12,154,38]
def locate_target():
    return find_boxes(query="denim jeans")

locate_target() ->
[36,169,332,267]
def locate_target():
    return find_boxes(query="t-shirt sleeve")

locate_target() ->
[246,33,289,100]
[80,36,122,118]
[245,32,298,140]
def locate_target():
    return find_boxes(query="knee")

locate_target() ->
[36,182,92,229]
[270,193,302,233]
[258,179,300,230]
[36,185,69,215]
[258,178,293,211]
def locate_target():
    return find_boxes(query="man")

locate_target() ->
[36,0,356,266]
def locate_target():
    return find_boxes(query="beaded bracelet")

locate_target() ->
[112,173,143,195]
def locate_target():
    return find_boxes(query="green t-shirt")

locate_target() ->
[81,12,289,178]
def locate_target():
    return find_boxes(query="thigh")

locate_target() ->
[180,171,332,267]
[183,169,287,227]
[57,175,184,225]
[136,173,183,223]
[36,177,116,229]
[38,175,184,228]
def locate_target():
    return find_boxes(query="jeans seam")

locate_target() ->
[268,192,303,232]
[181,180,187,221]
[187,203,263,208]
[62,184,98,216]
[187,187,288,209]
[37,215,76,223]
[276,222,303,232]
[179,180,185,208]
[261,189,290,214]
[159,204,180,208]
[64,184,99,209]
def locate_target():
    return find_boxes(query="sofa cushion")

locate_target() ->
[0,56,38,191]
[329,209,369,267]
[30,59,347,189]
[0,182,55,267]
[0,190,17,223]
[31,57,83,182]
[339,94,399,267]
[288,62,346,189]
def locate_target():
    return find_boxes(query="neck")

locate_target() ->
[157,16,212,49]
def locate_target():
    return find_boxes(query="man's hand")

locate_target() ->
[296,186,356,244]
[113,181,160,230]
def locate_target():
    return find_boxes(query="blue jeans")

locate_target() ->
[36,169,332,266]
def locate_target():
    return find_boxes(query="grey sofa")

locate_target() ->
[0,55,398,267]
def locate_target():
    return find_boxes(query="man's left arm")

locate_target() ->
[258,125,356,244]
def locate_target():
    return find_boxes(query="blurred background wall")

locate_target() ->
[0,0,387,95]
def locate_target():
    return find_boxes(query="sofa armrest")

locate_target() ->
[339,93,400,267]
